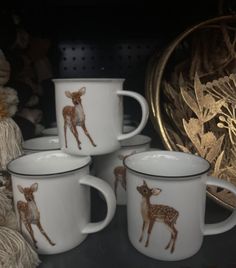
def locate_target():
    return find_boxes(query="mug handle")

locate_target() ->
[116,90,149,141]
[79,175,116,234]
[204,176,236,235]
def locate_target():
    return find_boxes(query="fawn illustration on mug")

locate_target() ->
[17,183,55,248]
[136,180,179,253]
[113,151,136,197]
[62,87,97,150]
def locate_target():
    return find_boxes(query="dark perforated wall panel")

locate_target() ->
[57,39,160,78]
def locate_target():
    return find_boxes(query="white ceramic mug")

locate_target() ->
[41,127,58,136]
[93,134,151,205]
[22,136,60,154]
[123,114,138,127]
[123,125,135,133]
[52,78,149,156]
[7,150,116,255]
[124,150,236,261]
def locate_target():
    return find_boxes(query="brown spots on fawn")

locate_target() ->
[17,183,55,248]
[136,180,179,253]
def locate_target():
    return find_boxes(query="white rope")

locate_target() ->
[0,227,40,268]
[0,118,23,170]
[0,188,18,230]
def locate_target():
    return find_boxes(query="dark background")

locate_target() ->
[2,3,236,268]
[6,1,222,40]
[1,1,233,143]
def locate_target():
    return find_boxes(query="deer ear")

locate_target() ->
[79,87,86,95]
[65,91,72,98]
[31,183,38,192]
[152,188,162,195]
[17,185,24,193]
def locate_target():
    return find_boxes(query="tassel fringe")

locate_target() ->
[0,118,23,170]
[0,227,40,268]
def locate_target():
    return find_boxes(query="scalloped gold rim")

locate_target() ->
[145,15,236,210]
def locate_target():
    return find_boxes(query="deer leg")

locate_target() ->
[139,220,148,242]
[145,219,155,247]
[165,231,173,251]
[164,223,178,253]
[70,125,81,149]
[121,177,127,191]
[114,176,118,198]
[17,210,23,233]
[81,123,97,147]
[170,225,178,253]
[23,221,38,248]
[164,221,173,250]
[64,122,68,148]
[36,221,55,246]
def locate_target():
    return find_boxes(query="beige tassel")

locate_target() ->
[0,118,23,170]
[0,188,18,230]
[0,227,40,268]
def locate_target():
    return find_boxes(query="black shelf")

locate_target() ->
[39,190,235,268]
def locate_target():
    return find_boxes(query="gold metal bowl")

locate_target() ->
[146,15,236,210]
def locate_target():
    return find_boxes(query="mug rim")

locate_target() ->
[52,78,125,83]
[7,150,91,177]
[123,150,211,179]
[41,127,58,136]
[22,136,60,152]
[121,134,151,147]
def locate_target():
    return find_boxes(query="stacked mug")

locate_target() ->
[93,134,152,205]
[7,78,150,255]
[8,78,236,261]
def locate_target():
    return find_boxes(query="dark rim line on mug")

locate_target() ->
[23,144,60,152]
[52,78,125,82]
[123,150,211,179]
[7,153,92,177]
[23,148,60,152]
[23,146,60,152]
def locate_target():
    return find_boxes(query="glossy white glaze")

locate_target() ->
[7,150,116,254]
[93,135,151,205]
[41,127,58,136]
[124,150,236,261]
[23,136,60,153]
[53,78,149,156]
